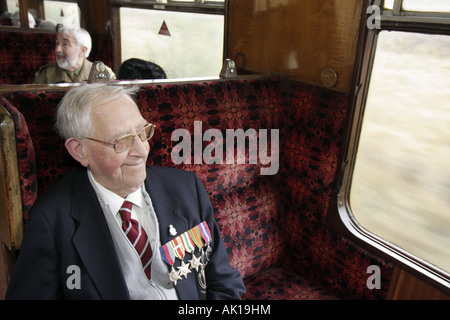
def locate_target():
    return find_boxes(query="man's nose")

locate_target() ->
[130,135,150,156]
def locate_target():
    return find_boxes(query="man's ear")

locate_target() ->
[80,46,88,58]
[65,138,89,167]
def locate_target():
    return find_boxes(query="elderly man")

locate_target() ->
[33,27,115,84]
[6,84,245,300]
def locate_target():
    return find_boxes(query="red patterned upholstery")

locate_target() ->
[1,91,76,224]
[89,32,113,69]
[0,30,113,85]
[1,76,393,299]
[243,268,339,300]
[0,30,56,84]
[3,91,77,197]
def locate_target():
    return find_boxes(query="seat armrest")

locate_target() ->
[0,104,23,251]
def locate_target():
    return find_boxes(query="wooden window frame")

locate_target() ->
[111,0,225,15]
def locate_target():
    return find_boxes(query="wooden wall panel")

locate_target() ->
[387,267,450,300]
[226,0,363,93]
[78,0,111,34]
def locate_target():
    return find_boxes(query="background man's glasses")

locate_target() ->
[86,123,155,152]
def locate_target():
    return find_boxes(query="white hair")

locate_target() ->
[58,27,92,58]
[56,84,139,140]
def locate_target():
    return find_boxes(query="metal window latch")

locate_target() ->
[219,58,238,79]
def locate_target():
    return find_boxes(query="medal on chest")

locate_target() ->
[159,221,212,286]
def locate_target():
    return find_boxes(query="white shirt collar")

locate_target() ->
[87,169,145,215]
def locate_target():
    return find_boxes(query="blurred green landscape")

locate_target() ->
[351,31,450,274]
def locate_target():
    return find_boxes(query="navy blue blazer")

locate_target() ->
[6,166,245,300]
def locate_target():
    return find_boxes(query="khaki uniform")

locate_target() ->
[33,59,116,84]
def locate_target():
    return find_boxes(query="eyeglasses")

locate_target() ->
[85,123,155,153]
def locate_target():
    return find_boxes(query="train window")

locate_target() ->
[169,0,224,2]
[5,0,18,12]
[119,6,224,78]
[4,0,36,28]
[1,0,80,28]
[43,0,80,28]
[5,0,23,27]
[402,1,450,13]
[383,0,450,14]
[350,30,450,275]
[336,0,450,290]
[383,0,394,9]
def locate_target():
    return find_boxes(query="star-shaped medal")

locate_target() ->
[167,267,182,285]
[177,261,192,279]
[188,254,204,272]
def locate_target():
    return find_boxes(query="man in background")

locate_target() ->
[33,27,115,84]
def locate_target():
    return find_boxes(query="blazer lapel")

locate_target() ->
[70,169,129,299]
[145,167,199,300]
[145,168,188,244]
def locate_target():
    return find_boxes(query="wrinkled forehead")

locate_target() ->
[56,31,77,45]
[90,96,145,137]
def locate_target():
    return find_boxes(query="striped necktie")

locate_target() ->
[119,201,152,279]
